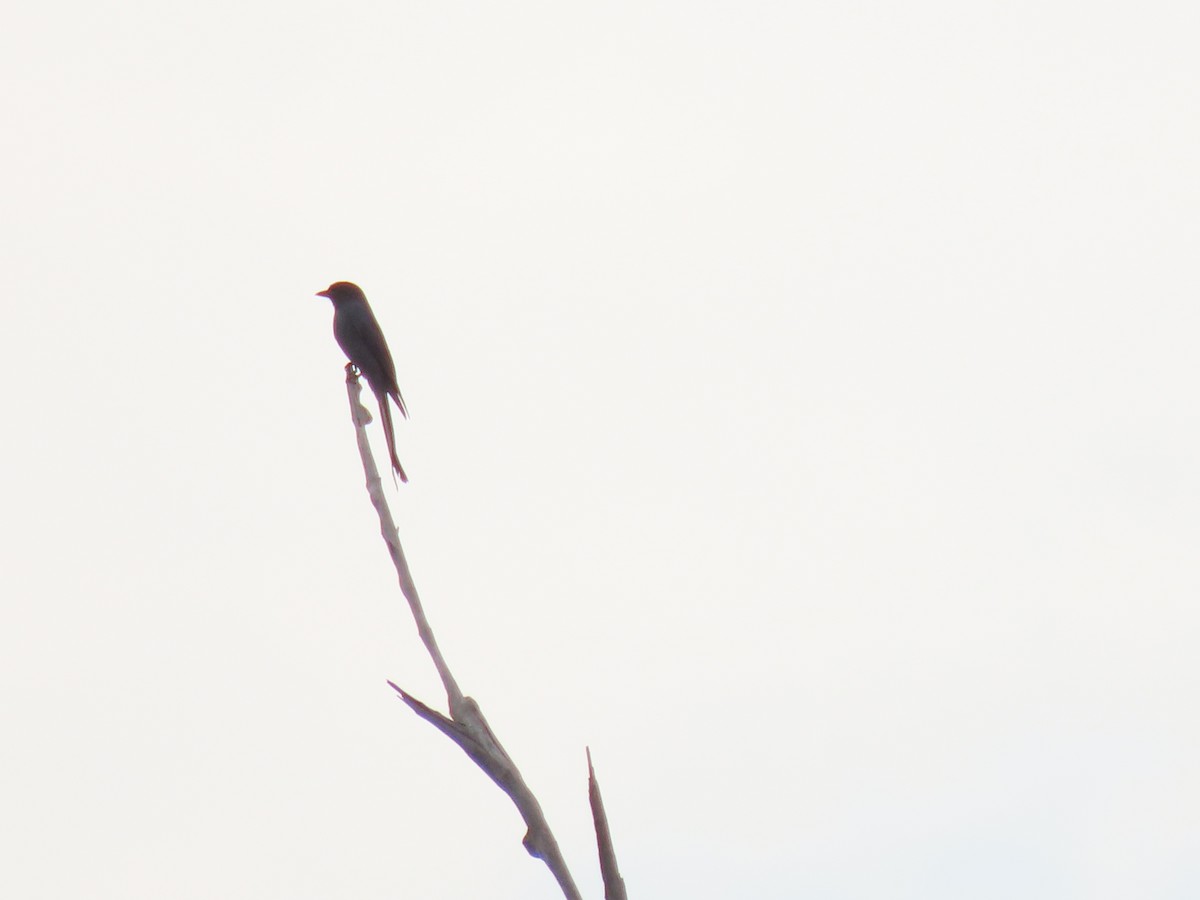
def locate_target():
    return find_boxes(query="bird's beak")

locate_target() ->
[316,289,331,299]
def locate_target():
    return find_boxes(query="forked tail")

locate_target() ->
[378,395,409,483]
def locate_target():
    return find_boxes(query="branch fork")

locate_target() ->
[343,372,631,899]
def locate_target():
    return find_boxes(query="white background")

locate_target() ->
[3,2,1198,897]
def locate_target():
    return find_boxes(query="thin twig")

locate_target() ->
[344,369,583,900]
[344,366,465,713]
[587,749,628,900]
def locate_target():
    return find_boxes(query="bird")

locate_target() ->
[317,281,409,482]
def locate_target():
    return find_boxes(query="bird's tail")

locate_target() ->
[378,396,408,483]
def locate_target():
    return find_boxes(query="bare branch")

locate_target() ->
[587,748,628,900]
[344,367,465,714]
[344,371,583,900]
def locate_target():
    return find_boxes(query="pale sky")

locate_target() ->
[3,2,1198,898]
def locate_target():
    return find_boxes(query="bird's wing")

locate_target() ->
[339,305,403,395]
[392,385,409,419]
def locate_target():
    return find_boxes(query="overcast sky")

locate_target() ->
[3,2,1198,898]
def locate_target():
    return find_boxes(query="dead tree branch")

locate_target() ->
[343,369,583,900]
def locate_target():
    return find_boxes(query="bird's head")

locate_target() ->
[316,281,366,306]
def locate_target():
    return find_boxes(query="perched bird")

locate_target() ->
[317,281,409,482]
